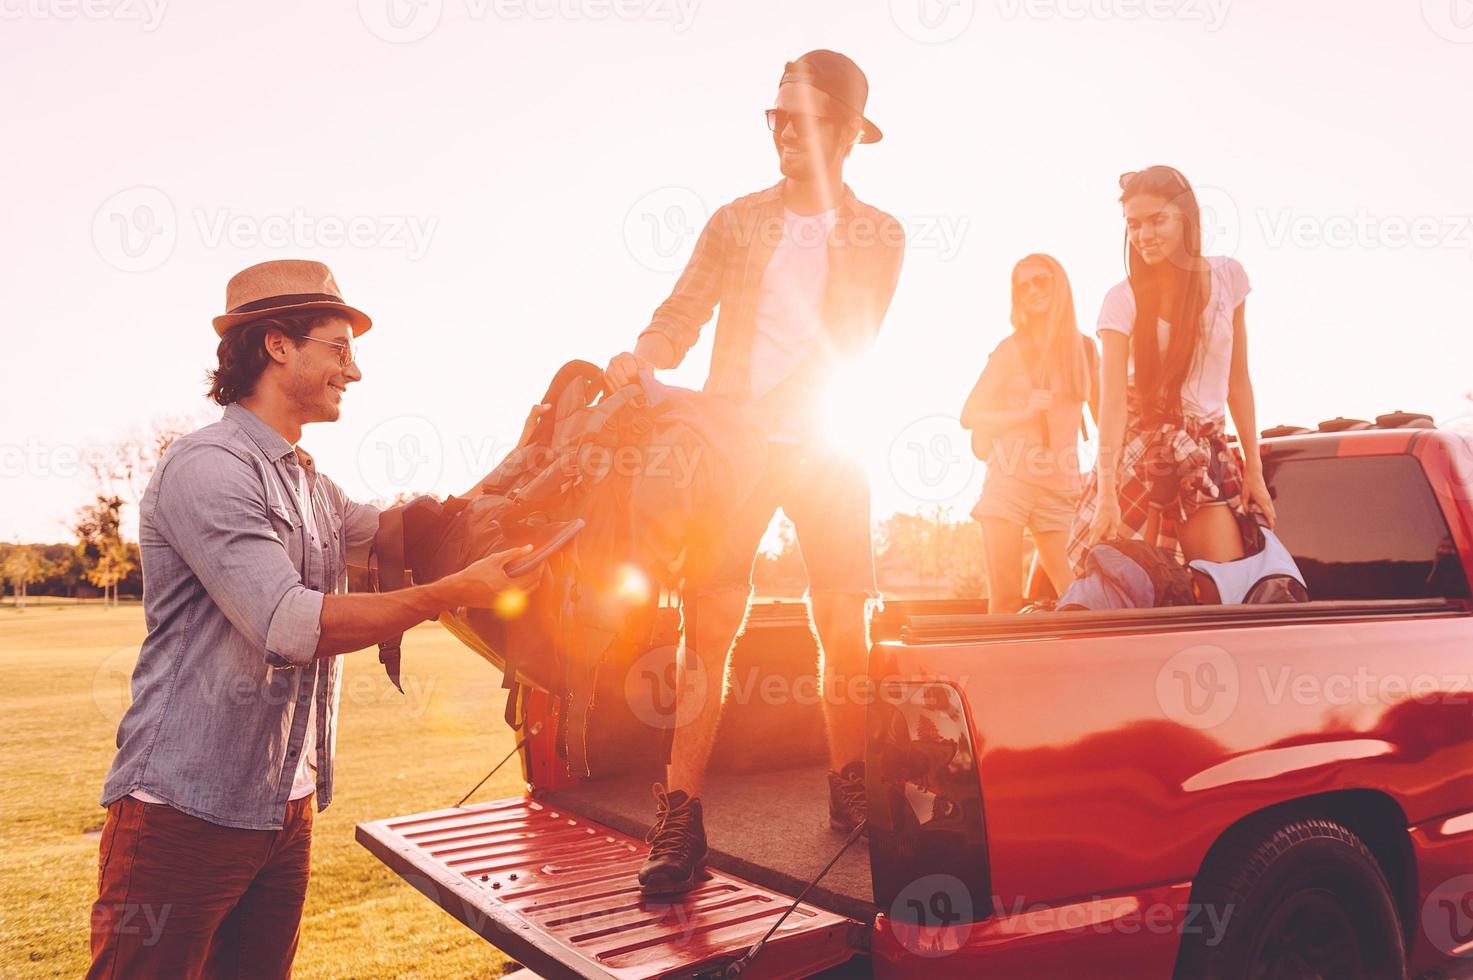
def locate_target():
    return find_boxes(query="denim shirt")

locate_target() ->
[100,403,380,830]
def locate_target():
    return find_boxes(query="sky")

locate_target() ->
[3,0,1472,542]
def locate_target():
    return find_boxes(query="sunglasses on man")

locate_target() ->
[765,108,852,137]
[301,334,361,369]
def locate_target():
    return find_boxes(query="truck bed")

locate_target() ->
[545,764,874,923]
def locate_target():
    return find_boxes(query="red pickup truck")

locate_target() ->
[358,422,1473,979]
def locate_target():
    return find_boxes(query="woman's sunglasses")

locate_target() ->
[1119,166,1191,193]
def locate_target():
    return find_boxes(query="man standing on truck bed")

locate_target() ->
[604,50,905,895]
[87,259,536,978]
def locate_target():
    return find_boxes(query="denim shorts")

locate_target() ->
[684,442,877,598]
[972,472,1079,534]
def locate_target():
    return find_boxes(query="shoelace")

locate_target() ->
[646,790,699,860]
[835,772,865,813]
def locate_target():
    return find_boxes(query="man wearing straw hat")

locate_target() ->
[88,259,536,977]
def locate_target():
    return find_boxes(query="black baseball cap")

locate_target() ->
[779,49,883,144]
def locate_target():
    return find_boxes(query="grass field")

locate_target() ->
[1,603,523,978]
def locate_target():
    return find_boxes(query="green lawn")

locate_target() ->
[1,603,522,978]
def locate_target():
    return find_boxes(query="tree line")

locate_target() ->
[3,417,198,608]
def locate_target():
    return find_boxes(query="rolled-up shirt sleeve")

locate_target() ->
[153,441,323,667]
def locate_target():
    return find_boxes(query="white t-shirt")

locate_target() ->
[747,207,838,442]
[1097,255,1251,419]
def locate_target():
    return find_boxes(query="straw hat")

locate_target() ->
[212,259,372,337]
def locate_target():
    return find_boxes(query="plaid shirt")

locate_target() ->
[1067,400,1253,576]
[638,180,905,410]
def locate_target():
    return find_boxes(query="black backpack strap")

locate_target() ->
[370,495,446,694]
[372,504,407,693]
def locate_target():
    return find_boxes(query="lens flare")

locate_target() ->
[493,587,529,619]
[615,564,652,605]
[818,358,883,460]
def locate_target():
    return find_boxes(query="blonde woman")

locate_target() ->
[963,254,1100,613]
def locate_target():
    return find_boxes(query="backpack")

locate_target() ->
[1056,538,1198,611]
[369,360,766,775]
[968,332,1093,461]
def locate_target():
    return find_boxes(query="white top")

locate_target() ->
[748,207,838,443]
[1190,526,1305,604]
[1097,255,1251,419]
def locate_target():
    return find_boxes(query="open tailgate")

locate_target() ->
[356,796,864,980]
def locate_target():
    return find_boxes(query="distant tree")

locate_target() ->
[74,495,130,606]
[875,507,991,599]
[85,536,136,607]
[2,543,52,608]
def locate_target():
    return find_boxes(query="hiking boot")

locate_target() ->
[828,761,868,834]
[638,784,708,895]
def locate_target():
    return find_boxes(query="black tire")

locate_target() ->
[1174,815,1407,980]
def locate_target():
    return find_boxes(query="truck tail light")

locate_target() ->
[866,681,991,925]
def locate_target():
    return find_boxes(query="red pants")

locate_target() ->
[87,795,314,979]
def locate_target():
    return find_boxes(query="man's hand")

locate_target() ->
[447,544,540,608]
[604,351,652,391]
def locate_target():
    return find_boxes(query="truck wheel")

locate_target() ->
[1174,815,1407,980]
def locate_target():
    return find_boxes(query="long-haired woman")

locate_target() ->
[1067,166,1277,576]
[963,254,1099,613]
